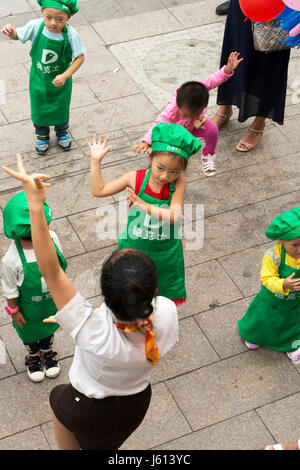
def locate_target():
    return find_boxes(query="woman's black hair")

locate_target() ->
[149,151,188,170]
[101,249,158,323]
[176,81,209,113]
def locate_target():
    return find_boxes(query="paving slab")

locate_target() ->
[93,9,183,45]
[256,392,300,445]
[218,243,271,297]
[0,0,32,17]
[195,297,255,359]
[169,0,226,28]
[154,411,274,450]
[0,356,72,440]
[120,382,191,450]
[183,209,263,268]
[109,22,225,110]
[151,316,219,383]
[0,426,51,450]
[179,260,243,319]
[166,350,300,431]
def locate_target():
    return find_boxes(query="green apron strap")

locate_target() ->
[139,169,175,204]
[280,243,286,264]
[15,239,27,268]
[29,21,45,59]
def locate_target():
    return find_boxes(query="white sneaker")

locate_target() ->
[41,350,60,378]
[25,354,45,383]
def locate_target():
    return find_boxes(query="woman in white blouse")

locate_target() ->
[2,155,178,450]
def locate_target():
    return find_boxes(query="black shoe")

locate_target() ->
[41,350,60,378]
[25,354,45,382]
[216,1,230,15]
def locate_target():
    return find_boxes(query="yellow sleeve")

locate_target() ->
[260,245,289,295]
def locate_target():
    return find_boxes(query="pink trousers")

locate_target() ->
[192,119,219,156]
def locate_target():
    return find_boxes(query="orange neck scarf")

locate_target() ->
[114,314,160,366]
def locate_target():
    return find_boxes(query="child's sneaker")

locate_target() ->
[245,341,260,350]
[35,137,49,155]
[25,354,45,382]
[57,133,72,151]
[41,350,60,378]
[287,348,300,365]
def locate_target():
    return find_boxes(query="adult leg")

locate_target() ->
[51,410,81,450]
[236,116,265,152]
[211,105,233,129]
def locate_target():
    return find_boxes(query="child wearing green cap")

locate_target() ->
[1,0,85,155]
[89,123,202,306]
[1,191,67,382]
[238,208,300,364]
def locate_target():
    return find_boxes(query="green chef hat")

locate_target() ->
[151,123,202,160]
[37,0,79,15]
[3,191,53,240]
[265,207,300,241]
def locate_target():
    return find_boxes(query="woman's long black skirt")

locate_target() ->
[217,0,290,124]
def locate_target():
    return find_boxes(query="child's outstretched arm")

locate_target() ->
[89,135,136,197]
[1,24,18,40]
[2,155,77,311]
[202,52,243,91]
[126,174,186,225]
[52,54,85,87]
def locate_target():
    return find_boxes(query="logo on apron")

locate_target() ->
[41,49,58,65]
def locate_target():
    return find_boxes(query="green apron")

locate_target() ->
[14,239,68,344]
[118,169,186,300]
[238,245,300,352]
[29,22,72,127]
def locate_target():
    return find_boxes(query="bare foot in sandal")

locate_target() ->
[211,105,233,129]
[236,117,266,152]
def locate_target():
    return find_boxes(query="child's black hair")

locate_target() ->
[20,235,32,242]
[101,249,158,323]
[150,151,188,170]
[176,81,209,113]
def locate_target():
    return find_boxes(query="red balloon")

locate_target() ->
[239,0,285,22]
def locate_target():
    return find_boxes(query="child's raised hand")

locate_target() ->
[1,24,18,39]
[132,142,151,155]
[87,135,112,161]
[225,52,244,74]
[283,272,300,291]
[1,154,51,207]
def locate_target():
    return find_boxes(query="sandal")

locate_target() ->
[211,110,233,129]
[201,154,216,177]
[236,127,265,152]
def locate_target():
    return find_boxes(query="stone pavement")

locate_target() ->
[0,0,300,451]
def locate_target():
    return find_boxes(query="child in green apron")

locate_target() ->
[238,207,300,364]
[88,123,202,305]
[1,0,85,155]
[1,192,67,382]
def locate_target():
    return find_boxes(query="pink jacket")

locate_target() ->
[143,66,234,145]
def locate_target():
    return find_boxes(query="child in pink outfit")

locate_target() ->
[132,52,243,176]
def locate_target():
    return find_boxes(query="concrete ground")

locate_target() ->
[0,0,300,451]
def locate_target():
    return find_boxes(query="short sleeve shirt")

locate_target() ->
[16,18,85,60]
